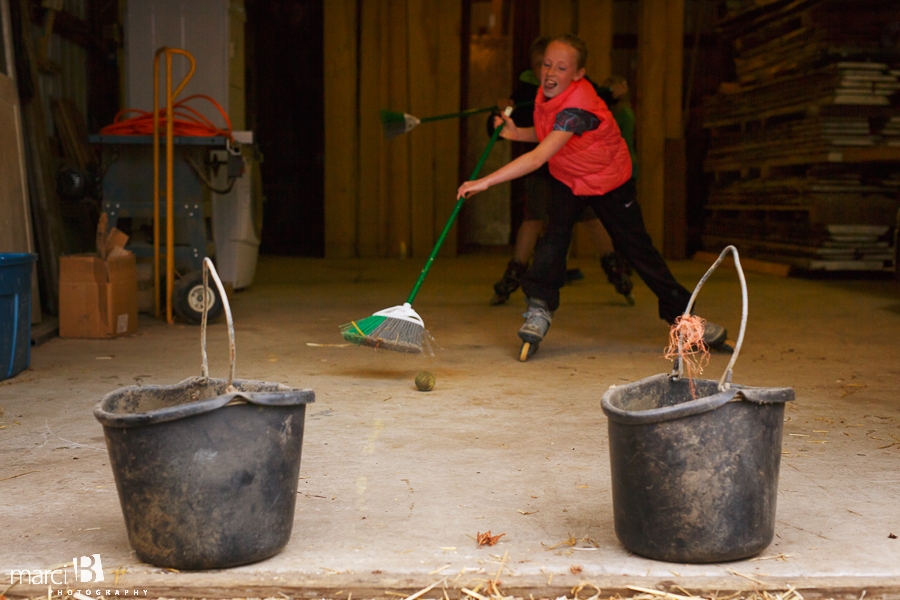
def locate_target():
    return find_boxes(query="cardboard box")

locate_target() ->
[59,252,138,338]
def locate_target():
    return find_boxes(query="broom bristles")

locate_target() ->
[380,110,419,140]
[341,314,433,355]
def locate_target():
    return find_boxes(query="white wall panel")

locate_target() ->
[125,0,230,128]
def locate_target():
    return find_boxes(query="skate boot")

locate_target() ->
[601,251,635,305]
[517,297,553,361]
[702,320,728,350]
[491,259,527,305]
[565,268,584,283]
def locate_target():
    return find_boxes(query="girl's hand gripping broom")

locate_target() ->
[341,107,514,354]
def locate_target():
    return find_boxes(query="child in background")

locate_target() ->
[458,34,726,360]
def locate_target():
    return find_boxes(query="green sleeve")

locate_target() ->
[613,106,638,180]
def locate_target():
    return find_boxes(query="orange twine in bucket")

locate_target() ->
[664,315,711,398]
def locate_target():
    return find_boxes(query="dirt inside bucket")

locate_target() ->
[612,376,721,412]
[102,378,291,415]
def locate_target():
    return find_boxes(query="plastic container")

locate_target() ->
[94,259,315,569]
[210,142,262,290]
[0,254,38,381]
[600,246,794,563]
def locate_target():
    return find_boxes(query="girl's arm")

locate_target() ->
[458,129,572,199]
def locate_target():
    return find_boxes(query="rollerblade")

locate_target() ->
[517,297,553,361]
[601,251,635,305]
[702,320,729,350]
[565,268,584,283]
[491,259,527,305]
[671,318,730,353]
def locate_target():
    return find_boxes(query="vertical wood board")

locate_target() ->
[540,0,576,37]
[18,0,63,314]
[663,0,686,258]
[407,0,437,259]
[664,138,686,259]
[387,0,411,258]
[636,0,666,249]
[323,0,358,257]
[0,75,32,254]
[577,0,613,79]
[433,0,462,257]
[664,0,684,140]
[377,0,391,257]
[358,0,384,257]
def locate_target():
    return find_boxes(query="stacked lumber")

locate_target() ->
[705,64,900,127]
[702,0,900,272]
[705,169,899,270]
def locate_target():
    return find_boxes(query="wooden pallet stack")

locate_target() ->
[701,0,900,271]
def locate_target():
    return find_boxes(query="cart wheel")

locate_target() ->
[173,270,224,325]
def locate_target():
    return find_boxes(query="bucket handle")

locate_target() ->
[672,245,748,391]
[201,257,236,391]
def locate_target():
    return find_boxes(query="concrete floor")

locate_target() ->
[2,254,899,599]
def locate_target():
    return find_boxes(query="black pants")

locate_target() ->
[520,177,691,324]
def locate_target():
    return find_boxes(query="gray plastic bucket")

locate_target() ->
[600,246,794,563]
[94,259,315,569]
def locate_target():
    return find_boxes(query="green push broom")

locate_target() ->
[342,106,515,354]
[381,101,531,140]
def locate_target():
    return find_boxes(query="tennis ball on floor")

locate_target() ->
[415,370,436,391]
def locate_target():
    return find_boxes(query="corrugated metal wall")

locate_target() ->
[32,0,88,139]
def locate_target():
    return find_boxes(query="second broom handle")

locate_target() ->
[419,101,533,124]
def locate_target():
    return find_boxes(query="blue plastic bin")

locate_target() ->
[0,254,38,380]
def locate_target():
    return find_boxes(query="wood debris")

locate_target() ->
[461,587,489,600]
[0,471,40,482]
[400,578,445,600]
[750,553,795,561]
[429,564,451,575]
[627,585,696,600]
[727,568,768,585]
[571,582,602,600]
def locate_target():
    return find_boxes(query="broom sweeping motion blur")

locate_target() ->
[381,102,530,140]
[342,303,427,355]
[343,107,515,354]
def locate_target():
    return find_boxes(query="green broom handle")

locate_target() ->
[406,115,508,305]
[418,101,533,124]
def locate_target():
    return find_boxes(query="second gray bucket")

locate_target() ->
[600,246,794,563]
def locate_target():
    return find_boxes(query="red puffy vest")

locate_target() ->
[533,78,632,196]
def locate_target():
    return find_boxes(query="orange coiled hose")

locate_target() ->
[99,94,233,139]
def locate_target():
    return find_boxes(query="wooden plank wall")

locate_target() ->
[663,0,686,259]
[636,0,668,250]
[325,0,686,260]
[324,0,462,259]
[408,0,436,259]
[578,0,613,86]
[323,0,358,258]
[540,0,575,37]
[433,1,462,258]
